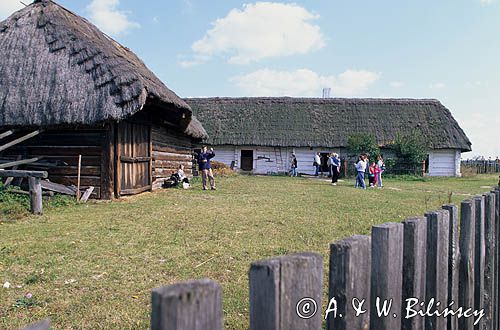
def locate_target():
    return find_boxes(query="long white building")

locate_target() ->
[187,97,471,177]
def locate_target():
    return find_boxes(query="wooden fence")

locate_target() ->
[461,160,500,174]
[23,186,500,330]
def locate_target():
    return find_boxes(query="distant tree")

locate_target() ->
[347,133,380,160]
[391,130,430,166]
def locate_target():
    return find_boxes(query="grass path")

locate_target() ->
[0,174,497,329]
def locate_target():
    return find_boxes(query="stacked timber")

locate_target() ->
[3,129,105,198]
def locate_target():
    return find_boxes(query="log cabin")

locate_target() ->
[187,97,472,177]
[0,0,207,199]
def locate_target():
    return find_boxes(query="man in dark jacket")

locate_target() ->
[197,146,216,190]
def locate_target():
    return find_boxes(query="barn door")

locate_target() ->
[116,121,152,196]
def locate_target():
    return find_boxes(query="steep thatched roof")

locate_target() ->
[0,0,207,139]
[187,97,472,151]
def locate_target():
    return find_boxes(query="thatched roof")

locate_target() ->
[187,97,472,152]
[0,0,207,139]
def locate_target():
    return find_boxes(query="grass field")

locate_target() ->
[0,174,498,329]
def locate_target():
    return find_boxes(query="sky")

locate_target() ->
[1,0,499,158]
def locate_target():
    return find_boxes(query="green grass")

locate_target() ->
[0,174,497,329]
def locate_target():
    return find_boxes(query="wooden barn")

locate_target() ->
[187,97,472,177]
[0,0,207,199]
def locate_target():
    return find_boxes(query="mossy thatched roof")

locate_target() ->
[187,97,472,151]
[0,0,207,139]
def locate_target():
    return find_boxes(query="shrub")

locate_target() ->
[390,130,430,166]
[347,133,380,161]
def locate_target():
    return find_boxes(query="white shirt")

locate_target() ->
[314,154,321,164]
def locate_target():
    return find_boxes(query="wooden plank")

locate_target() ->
[0,157,40,169]
[370,222,403,330]
[249,253,323,330]
[494,188,500,330]
[0,129,16,141]
[153,144,192,154]
[151,279,223,330]
[29,177,43,215]
[474,196,486,330]
[41,180,77,195]
[8,145,102,156]
[0,130,41,152]
[484,193,496,329]
[76,155,82,201]
[0,170,47,178]
[45,166,100,176]
[402,216,427,330]
[120,156,151,163]
[425,209,449,330]
[115,123,122,197]
[101,124,114,200]
[442,204,459,330]
[328,235,371,330]
[80,186,95,202]
[21,319,50,330]
[120,185,152,196]
[47,176,100,187]
[459,200,475,329]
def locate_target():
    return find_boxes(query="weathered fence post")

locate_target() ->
[328,235,371,330]
[28,176,43,215]
[151,279,222,330]
[249,253,323,330]
[494,188,500,330]
[483,193,496,329]
[474,196,485,330]
[459,199,475,330]
[370,222,404,330]
[402,216,427,330]
[442,204,459,330]
[425,210,449,330]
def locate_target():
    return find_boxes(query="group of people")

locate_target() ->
[354,154,385,189]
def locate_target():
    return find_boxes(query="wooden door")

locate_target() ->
[116,121,152,196]
[241,150,253,171]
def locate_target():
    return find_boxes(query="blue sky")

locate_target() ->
[1,0,499,157]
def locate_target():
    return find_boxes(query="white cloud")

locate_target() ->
[186,2,325,65]
[231,68,380,97]
[429,82,446,90]
[86,0,140,36]
[390,81,404,88]
[0,0,24,20]
[480,0,495,5]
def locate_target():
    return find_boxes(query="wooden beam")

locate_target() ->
[0,130,42,152]
[76,155,82,201]
[29,177,43,215]
[0,170,47,178]
[40,180,76,195]
[80,186,94,202]
[0,129,16,141]
[0,157,41,169]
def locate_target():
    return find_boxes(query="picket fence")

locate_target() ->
[24,186,500,330]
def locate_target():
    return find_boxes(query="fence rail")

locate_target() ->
[23,185,500,330]
[462,160,500,174]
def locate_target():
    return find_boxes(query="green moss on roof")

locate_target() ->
[187,97,472,152]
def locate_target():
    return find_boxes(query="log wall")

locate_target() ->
[151,124,194,189]
[3,128,106,198]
